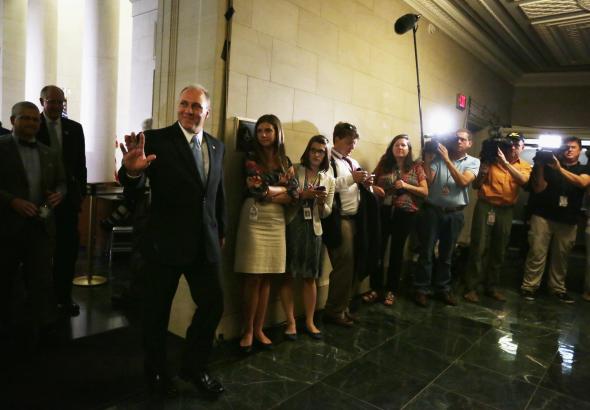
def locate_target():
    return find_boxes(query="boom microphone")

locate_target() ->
[394,14,420,35]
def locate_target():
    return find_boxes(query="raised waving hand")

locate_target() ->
[119,132,157,175]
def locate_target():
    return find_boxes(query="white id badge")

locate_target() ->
[486,210,496,226]
[249,204,258,221]
[303,207,312,220]
[559,196,568,207]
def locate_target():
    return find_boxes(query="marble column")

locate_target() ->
[129,0,157,132]
[80,0,120,182]
[0,0,27,125]
[25,0,58,105]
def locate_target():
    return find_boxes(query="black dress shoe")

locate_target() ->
[184,370,224,399]
[146,373,178,398]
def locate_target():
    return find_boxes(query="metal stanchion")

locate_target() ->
[73,183,108,286]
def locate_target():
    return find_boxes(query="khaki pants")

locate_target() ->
[522,215,577,294]
[325,218,355,316]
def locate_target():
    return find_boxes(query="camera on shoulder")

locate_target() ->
[533,134,564,165]
[423,133,458,158]
[479,127,521,164]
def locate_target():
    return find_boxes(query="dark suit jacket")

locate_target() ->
[0,125,10,135]
[37,115,87,210]
[0,135,66,239]
[118,123,226,266]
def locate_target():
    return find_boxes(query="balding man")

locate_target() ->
[0,101,65,345]
[37,85,87,317]
[119,85,226,399]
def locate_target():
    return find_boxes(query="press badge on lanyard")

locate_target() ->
[559,196,568,207]
[249,204,258,221]
[487,209,496,226]
[303,206,312,220]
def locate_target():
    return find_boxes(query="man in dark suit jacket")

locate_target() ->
[0,121,10,135]
[0,101,65,345]
[119,85,226,399]
[37,85,87,316]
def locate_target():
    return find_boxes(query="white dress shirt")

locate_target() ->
[178,122,210,179]
[329,148,360,216]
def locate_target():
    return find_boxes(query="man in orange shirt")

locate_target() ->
[464,132,531,303]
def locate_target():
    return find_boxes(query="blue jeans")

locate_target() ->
[414,204,464,294]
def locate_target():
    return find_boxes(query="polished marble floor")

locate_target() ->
[11,249,590,410]
[91,249,590,410]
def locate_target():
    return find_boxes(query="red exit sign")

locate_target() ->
[456,93,467,111]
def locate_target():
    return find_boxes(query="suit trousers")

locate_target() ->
[0,220,56,334]
[465,200,513,293]
[53,202,80,304]
[142,250,223,376]
[325,218,356,316]
[521,214,577,294]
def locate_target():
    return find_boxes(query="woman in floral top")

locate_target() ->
[234,114,298,353]
[369,134,428,306]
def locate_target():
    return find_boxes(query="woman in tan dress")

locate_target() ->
[234,114,298,352]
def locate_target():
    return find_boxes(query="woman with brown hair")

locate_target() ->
[368,134,428,306]
[234,114,298,353]
[280,135,335,340]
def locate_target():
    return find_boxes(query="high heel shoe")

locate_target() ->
[253,338,273,350]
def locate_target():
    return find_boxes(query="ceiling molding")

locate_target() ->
[403,0,590,83]
[403,0,523,82]
[514,71,590,86]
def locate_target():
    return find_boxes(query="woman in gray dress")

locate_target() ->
[280,135,335,339]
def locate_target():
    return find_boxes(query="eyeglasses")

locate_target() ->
[44,99,65,105]
[310,148,326,155]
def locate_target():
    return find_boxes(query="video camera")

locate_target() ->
[479,128,522,164]
[423,133,458,158]
[533,134,564,165]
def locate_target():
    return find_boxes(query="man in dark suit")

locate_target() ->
[0,120,10,135]
[119,85,226,399]
[0,101,65,345]
[37,85,87,316]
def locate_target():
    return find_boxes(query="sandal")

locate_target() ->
[362,290,379,303]
[383,291,395,306]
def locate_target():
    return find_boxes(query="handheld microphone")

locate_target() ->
[394,14,420,35]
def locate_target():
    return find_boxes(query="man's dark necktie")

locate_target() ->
[191,135,206,185]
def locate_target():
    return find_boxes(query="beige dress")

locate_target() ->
[233,153,299,274]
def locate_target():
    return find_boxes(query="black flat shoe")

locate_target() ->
[305,327,322,340]
[284,332,298,341]
[253,338,273,350]
[239,343,253,355]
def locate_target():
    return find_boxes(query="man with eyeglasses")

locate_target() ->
[37,85,87,317]
[464,132,531,304]
[521,136,590,303]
